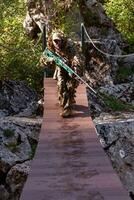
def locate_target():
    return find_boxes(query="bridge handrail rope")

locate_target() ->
[1,22,133,59]
[81,23,134,58]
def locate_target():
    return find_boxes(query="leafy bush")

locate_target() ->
[102,93,134,111]
[104,0,134,51]
[116,66,134,82]
[0,0,43,92]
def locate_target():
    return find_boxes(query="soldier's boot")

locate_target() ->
[60,108,73,118]
[58,97,63,107]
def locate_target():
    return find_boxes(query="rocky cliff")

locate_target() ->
[0,80,42,200]
[94,113,134,199]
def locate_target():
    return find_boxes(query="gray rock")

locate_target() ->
[3,116,42,141]
[6,161,31,200]
[0,120,32,164]
[0,145,19,173]
[100,82,134,105]
[86,89,109,119]
[94,112,134,195]
[0,116,41,199]
[0,80,38,117]
[0,185,9,200]
[0,110,9,117]
[120,55,134,69]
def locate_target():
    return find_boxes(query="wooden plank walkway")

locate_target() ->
[20,78,130,200]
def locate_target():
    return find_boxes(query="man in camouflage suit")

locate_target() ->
[41,31,83,117]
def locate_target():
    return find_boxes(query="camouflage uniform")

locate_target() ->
[41,31,84,117]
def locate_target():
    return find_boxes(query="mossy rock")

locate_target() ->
[3,129,15,138]
[102,93,134,112]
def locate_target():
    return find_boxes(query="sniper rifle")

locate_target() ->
[43,48,97,95]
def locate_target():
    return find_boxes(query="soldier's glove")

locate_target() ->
[40,56,55,67]
[47,57,55,65]
[40,56,46,67]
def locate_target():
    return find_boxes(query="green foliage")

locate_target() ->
[30,142,37,159]
[6,143,19,153]
[52,1,81,38]
[102,93,134,111]
[0,0,43,92]
[28,137,38,159]
[3,129,15,137]
[116,66,134,82]
[104,0,134,51]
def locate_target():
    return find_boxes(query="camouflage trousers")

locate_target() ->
[54,67,79,110]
